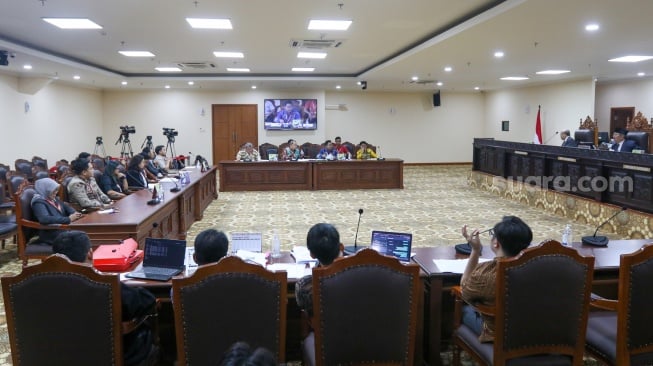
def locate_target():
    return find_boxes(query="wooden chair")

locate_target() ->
[14,159,34,181]
[342,141,355,156]
[258,142,278,160]
[31,156,48,172]
[172,256,287,365]
[451,240,594,366]
[0,183,17,249]
[585,243,653,365]
[304,248,421,366]
[301,142,322,159]
[0,163,10,200]
[7,172,26,198]
[15,184,59,266]
[1,254,123,365]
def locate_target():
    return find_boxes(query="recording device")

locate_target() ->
[581,207,627,246]
[163,127,178,141]
[96,136,103,144]
[120,126,136,135]
[344,208,365,255]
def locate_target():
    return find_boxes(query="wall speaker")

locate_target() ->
[432,90,441,107]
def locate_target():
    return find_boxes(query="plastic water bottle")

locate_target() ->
[561,224,572,246]
[271,230,281,258]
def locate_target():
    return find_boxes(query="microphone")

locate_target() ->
[170,177,181,192]
[344,208,365,255]
[581,207,627,246]
[544,131,560,144]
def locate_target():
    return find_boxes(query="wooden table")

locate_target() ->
[71,167,217,247]
[411,239,652,366]
[218,159,404,192]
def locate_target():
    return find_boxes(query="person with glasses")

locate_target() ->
[459,216,533,342]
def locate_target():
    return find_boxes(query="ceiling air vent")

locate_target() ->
[409,80,436,85]
[177,62,216,69]
[289,39,345,49]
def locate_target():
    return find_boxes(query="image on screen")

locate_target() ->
[264,98,317,130]
[370,231,412,262]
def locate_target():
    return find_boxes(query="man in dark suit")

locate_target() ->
[560,130,578,147]
[610,128,639,152]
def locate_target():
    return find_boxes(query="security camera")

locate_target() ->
[358,80,367,90]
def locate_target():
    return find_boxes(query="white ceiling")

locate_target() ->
[1,0,652,92]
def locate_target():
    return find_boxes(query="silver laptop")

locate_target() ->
[370,231,413,262]
[126,238,187,281]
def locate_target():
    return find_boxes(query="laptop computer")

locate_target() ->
[126,238,187,281]
[370,230,413,262]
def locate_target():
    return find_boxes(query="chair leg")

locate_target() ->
[453,343,461,366]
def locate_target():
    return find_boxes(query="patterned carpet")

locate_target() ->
[0,165,612,365]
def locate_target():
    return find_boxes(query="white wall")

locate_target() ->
[0,74,103,164]
[484,79,596,145]
[596,78,653,131]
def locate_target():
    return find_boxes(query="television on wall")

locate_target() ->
[264,99,317,130]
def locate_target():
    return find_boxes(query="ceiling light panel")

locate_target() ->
[308,20,352,31]
[119,51,155,57]
[214,52,244,58]
[42,18,102,29]
[292,67,315,72]
[226,68,250,72]
[500,76,529,80]
[186,18,233,29]
[608,56,653,63]
[297,52,327,59]
[155,67,182,72]
[536,70,571,75]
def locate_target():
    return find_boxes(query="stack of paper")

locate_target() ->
[291,246,318,265]
[235,250,267,266]
[433,258,492,273]
[266,263,311,279]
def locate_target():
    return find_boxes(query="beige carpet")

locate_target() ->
[0,165,614,365]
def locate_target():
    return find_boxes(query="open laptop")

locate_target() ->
[126,238,187,281]
[370,230,413,262]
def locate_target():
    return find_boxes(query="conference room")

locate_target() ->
[2,0,653,365]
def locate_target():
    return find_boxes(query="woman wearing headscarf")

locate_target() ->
[31,178,83,244]
[99,160,129,199]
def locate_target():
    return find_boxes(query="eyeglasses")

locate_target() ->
[479,228,494,238]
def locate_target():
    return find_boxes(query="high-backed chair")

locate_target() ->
[0,163,10,199]
[31,156,48,172]
[34,170,50,181]
[172,256,287,365]
[1,254,123,366]
[55,164,71,183]
[7,173,26,198]
[0,183,17,249]
[625,131,649,153]
[301,142,321,159]
[304,248,421,366]
[342,141,355,156]
[59,174,74,203]
[585,243,653,365]
[451,240,594,366]
[258,143,278,160]
[15,185,59,266]
[574,129,595,144]
[14,159,34,181]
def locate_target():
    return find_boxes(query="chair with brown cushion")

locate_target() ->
[342,141,355,156]
[625,131,649,153]
[451,240,594,366]
[172,256,287,365]
[14,159,34,181]
[15,184,60,266]
[304,248,421,366]
[585,243,653,365]
[258,143,278,160]
[301,142,321,159]
[1,254,123,366]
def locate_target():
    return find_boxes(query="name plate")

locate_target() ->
[514,151,528,156]
[557,157,577,163]
[623,164,651,172]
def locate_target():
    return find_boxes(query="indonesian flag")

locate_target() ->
[533,105,542,144]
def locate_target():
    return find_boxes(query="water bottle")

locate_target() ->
[271,230,281,258]
[561,224,572,246]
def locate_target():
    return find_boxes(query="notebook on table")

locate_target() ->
[370,230,413,262]
[126,238,187,281]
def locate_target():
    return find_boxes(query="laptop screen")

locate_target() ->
[370,231,412,262]
[143,238,187,268]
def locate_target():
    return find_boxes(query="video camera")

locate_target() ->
[163,127,178,137]
[120,125,136,135]
[96,136,103,144]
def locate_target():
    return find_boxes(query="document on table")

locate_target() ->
[267,263,312,279]
[235,250,267,266]
[291,246,318,265]
[433,258,492,273]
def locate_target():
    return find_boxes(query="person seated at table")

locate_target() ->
[316,140,338,160]
[560,130,578,147]
[610,128,639,152]
[154,145,172,171]
[282,139,304,161]
[295,223,345,317]
[356,141,378,160]
[235,142,260,162]
[99,160,129,200]
[333,136,351,159]
[52,230,157,366]
[220,341,276,366]
[460,215,532,342]
[125,154,150,189]
[31,178,83,244]
[141,149,163,179]
[67,158,113,210]
[194,228,229,266]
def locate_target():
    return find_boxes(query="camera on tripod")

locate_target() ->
[163,127,178,142]
[120,125,136,135]
[96,136,103,144]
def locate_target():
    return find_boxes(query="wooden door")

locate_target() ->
[610,107,635,133]
[212,104,258,163]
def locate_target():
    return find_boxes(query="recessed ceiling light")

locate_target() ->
[155,67,182,72]
[500,76,529,81]
[23,64,32,70]
[536,70,571,75]
[585,23,600,32]
[308,20,352,31]
[42,18,102,29]
[436,81,443,86]
[411,76,419,81]
[444,66,452,72]
[164,85,170,89]
[494,51,504,58]
[73,75,81,80]
[186,18,232,29]
[188,81,195,85]
[213,51,244,58]
[119,51,155,57]
[292,67,315,72]
[638,72,646,77]
[336,85,341,89]
[297,52,327,59]
[609,56,653,63]
[226,68,250,72]
[251,85,257,89]
[474,86,480,90]
[121,81,128,85]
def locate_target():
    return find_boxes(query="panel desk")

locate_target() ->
[412,239,652,366]
[218,159,404,192]
[71,167,217,247]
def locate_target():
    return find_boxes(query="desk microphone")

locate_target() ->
[544,131,560,144]
[344,208,364,255]
[581,207,627,246]
[170,178,181,193]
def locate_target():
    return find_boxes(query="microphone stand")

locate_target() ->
[581,207,627,246]
[543,131,560,145]
[344,209,365,255]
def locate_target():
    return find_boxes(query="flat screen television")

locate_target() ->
[264,99,317,130]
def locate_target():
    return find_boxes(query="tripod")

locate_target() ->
[165,136,177,162]
[93,137,106,156]
[115,133,134,159]
[141,136,154,153]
